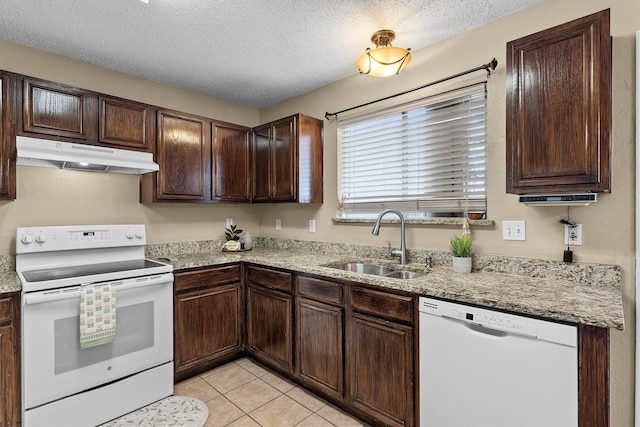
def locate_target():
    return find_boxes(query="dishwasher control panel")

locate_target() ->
[420,297,538,337]
[419,297,577,346]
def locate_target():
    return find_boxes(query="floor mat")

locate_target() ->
[100,396,208,427]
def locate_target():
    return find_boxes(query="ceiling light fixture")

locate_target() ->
[357,29,412,77]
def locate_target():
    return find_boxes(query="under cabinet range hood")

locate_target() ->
[518,193,597,206]
[16,136,159,175]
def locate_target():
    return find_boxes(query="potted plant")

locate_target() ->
[222,224,243,251]
[450,234,472,273]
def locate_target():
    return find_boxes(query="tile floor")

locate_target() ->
[173,358,370,427]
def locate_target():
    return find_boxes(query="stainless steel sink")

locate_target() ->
[326,262,425,279]
[384,270,425,279]
[330,262,396,276]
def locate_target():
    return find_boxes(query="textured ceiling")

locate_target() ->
[0,0,539,110]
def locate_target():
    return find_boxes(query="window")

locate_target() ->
[337,83,487,219]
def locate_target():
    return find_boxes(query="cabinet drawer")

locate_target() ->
[246,265,292,292]
[297,276,342,305]
[0,297,13,323]
[350,286,414,324]
[175,264,241,293]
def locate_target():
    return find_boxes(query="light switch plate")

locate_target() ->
[309,220,316,232]
[502,220,526,241]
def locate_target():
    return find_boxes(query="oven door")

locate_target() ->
[22,273,173,410]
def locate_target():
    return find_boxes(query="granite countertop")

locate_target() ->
[1,245,622,330]
[0,271,21,294]
[163,247,624,330]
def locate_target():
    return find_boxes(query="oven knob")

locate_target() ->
[126,229,134,239]
[135,229,144,239]
[21,234,33,245]
[35,234,47,244]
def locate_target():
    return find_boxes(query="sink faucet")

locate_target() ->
[372,209,407,265]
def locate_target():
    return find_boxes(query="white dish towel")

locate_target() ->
[80,283,117,349]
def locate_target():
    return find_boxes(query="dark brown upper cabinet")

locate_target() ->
[252,113,323,203]
[99,96,156,152]
[506,9,611,194]
[212,122,251,203]
[19,76,155,153]
[148,109,211,202]
[22,77,97,141]
[0,72,16,200]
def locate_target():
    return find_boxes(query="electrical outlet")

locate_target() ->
[564,223,582,245]
[502,220,526,241]
[309,220,316,232]
[275,219,281,230]
[226,218,233,228]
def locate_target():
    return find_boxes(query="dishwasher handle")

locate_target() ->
[440,309,539,338]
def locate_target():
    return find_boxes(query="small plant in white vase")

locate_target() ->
[222,224,243,251]
[450,234,472,273]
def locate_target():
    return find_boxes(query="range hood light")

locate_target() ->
[16,136,159,175]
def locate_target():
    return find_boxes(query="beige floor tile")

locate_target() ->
[199,360,241,378]
[226,415,261,427]
[174,375,201,387]
[316,405,368,427]
[225,378,282,413]
[203,363,258,394]
[261,372,296,393]
[236,358,271,377]
[174,377,221,403]
[203,395,244,427]
[285,387,326,412]
[296,414,337,427]
[249,395,312,427]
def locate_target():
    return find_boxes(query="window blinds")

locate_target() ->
[338,83,487,218]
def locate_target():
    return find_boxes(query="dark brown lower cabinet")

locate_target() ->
[297,298,343,398]
[246,285,293,372]
[245,265,293,373]
[347,313,414,427]
[347,285,415,427]
[0,292,20,427]
[296,276,344,399]
[174,265,243,382]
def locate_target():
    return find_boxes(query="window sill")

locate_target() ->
[331,218,495,227]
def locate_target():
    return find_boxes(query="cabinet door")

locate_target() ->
[252,124,271,201]
[174,283,242,379]
[155,110,211,201]
[212,122,250,202]
[271,117,296,201]
[297,114,323,203]
[0,73,16,200]
[506,9,611,194]
[0,295,19,427]
[246,284,293,372]
[22,77,97,140]
[99,96,155,151]
[297,297,343,399]
[347,313,414,427]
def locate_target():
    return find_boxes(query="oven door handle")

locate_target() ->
[23,273,173,305]
[115,274,173,292]
[23,287,81,304]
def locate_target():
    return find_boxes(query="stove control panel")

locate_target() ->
[16,224,146,254]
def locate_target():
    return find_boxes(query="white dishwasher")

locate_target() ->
[419,297,578,427]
